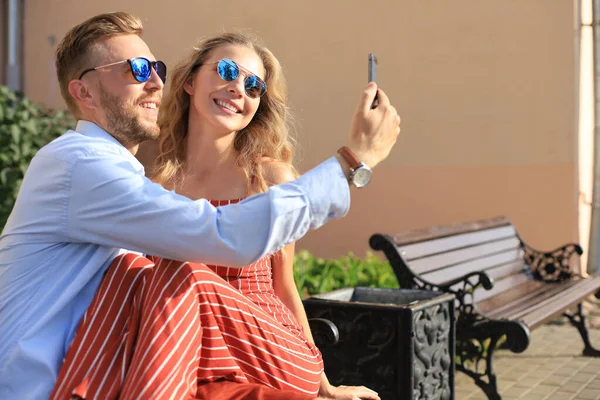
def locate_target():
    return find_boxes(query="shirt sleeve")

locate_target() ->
[66,153,350,266]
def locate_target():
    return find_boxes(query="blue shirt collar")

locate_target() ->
[75,120,145,174]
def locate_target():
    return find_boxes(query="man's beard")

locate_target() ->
[98,85,160,148]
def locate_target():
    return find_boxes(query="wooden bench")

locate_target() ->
[369,216,600,400]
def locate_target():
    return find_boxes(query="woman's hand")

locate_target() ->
[318,384,380,400]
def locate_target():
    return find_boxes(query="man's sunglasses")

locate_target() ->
[79,57,167,84]
[205,58,267,99]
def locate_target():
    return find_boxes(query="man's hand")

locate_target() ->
[347,83,401,169]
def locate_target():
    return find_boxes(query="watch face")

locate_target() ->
[353,166,372,188]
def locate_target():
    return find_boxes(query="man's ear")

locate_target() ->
[183,75,194,95]
[67,79,97,111]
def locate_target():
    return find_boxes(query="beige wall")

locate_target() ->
[22,1,578,258]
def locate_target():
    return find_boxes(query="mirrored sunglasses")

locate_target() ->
[79,57,167,84]
[213,58,267,99]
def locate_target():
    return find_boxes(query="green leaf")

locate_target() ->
[11,123,22,143]
[0,169,9,185]
[0,85,73,231]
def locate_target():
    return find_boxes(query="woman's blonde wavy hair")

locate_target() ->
[153,33,296,195]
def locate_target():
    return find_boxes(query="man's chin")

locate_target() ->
[138,119,160,140]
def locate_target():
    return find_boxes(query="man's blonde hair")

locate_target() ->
[55,12,143,116]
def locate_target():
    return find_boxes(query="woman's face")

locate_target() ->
[185,44,266,136]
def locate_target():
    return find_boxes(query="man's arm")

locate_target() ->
[69,83,399,267]
[67,155,349,267]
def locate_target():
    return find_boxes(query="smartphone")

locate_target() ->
[368,53,379,108]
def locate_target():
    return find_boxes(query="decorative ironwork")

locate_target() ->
[413,303,453,400]
[521,241,582,282]
[368,233,530,400]
[370,229,597,400]
[564,303,600,357]
[304,289,455,400]
[455,334,502,400]
[396,266,493,322]
[436,271,493,317]
[455,319,529,400]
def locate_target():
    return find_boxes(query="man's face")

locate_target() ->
[82,34,163,148]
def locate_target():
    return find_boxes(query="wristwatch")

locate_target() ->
[337,146,372,188]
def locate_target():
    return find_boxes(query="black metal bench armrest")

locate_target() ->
[430,271,495,318]
[457,317,530,357]
[369,233,427,290]
[308,317,340,347]
[520,240,583,282]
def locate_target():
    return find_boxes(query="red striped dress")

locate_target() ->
[50,199,323,400]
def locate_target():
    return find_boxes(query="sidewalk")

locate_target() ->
[455,322,600,399]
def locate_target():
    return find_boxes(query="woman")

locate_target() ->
[51,33,383,400]
[152,33,379,400]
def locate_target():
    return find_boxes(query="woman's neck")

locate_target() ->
[185,129,236,172]
[178,116,247,200]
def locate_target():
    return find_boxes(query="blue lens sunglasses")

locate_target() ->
[203,58,267,99]
[79,57,167,83]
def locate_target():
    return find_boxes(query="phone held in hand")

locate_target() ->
[368,53,378,108]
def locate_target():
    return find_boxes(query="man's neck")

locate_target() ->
[78,118,139,155]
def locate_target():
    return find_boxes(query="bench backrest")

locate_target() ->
[370,217,529,303]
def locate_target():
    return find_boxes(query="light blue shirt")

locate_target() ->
[0,120,350,399]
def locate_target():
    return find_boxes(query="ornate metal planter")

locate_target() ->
[303,287,455,400]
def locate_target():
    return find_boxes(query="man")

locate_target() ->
[0,12,400,399]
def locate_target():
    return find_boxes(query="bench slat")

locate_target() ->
[389,216,511,246]
[482,280,579,320]
[521,277,600,328]
[398,226,518,261]
[476,280,544,315]
[408,238,521,275]
[486,260,528,281]
[472,272,531,304]
[421,249,523,284]
[508,281,582,321]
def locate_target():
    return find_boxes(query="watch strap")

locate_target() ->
[337,146,362,170]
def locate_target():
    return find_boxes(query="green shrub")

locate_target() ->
[0,86,74,228]
[293,249,398,297]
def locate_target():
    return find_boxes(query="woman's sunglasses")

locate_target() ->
[206,58,267,99]
[79,57,167,84]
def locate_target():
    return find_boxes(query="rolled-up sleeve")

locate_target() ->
[67,153,350,266]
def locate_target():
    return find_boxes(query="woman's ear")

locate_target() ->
[183,75,194,95]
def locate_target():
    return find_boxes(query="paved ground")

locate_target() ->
[455,298,600,399]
